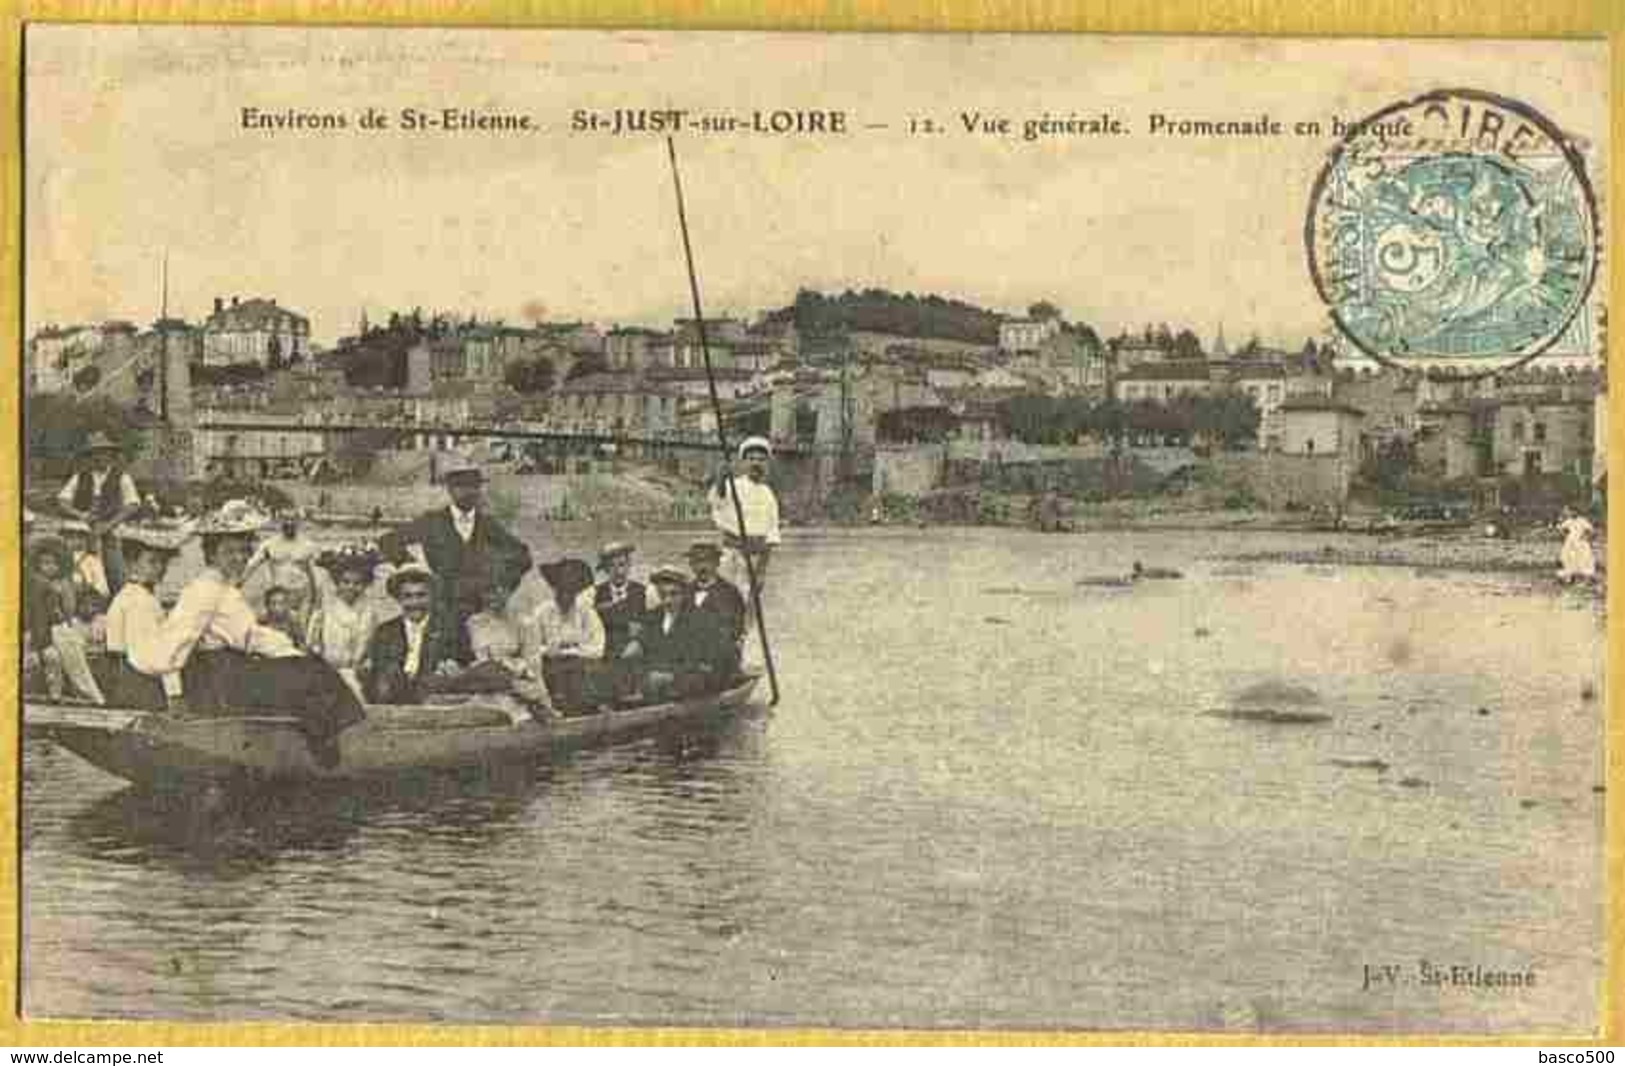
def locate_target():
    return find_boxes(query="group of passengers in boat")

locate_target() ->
[23,431,781,768]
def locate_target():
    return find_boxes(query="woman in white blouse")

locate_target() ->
[134,501,366,766]
[525,557,605,713]
[305,545,383,700]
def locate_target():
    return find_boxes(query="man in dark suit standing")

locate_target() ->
[360,566,471,704]
[380,453,533,628]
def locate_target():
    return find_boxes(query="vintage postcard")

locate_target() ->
[16,26,1611,1036]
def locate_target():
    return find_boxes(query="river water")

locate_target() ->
[21,527,1607,1033]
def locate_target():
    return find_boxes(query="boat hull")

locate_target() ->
[25,676,762,789]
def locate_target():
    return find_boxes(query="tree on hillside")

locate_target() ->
[1172,328,1204,361]
[566,352,609,382]
[504,355,557,394]
[71,365,102,394]
[1028,301,1062,321]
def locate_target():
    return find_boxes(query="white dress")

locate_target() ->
[1558,516,1597,580]
[305,597,378,698]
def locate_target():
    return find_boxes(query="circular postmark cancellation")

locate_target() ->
[1307,89,1599,375]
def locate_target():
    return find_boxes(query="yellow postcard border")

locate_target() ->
[0,0,1618,1047]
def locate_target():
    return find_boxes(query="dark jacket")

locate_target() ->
[593,580,648,657]
[643,578,744,682]
[24,573,67,653]
[380,507,533,623]
[360,611,471,704]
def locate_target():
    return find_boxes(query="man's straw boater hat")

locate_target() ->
[648,564,691,586]
[440,453,486,482]
[386,562,436,597]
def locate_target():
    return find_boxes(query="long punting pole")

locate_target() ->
[665,136,781,707]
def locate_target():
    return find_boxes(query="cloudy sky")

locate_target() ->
[25,27,1607,348]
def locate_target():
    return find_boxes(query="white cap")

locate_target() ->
[737,436,773,460]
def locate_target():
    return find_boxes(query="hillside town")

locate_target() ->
[25,286,1608,528]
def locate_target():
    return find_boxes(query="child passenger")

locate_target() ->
[23,537,105,703]
[305,545,382,700]
[259,586,307,650]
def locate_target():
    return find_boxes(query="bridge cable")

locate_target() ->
[665,136,781,707]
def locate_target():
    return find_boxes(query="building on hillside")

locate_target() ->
[551,373,686,437]
[1491,397,1595,480]
[1228,361,1335,450]
[606,327,666,372]
[535,322,606,359]
[672,318,744,369]
[1279,397,1364,462]
[1107,336,1167,372]
[999,316,1062,353]
[1337,373,1421,455]
[747,317,801,362]
[201,296,311,368]
[1039,330,1107,393]
[28,321,139,395]
[645,364,757,399]
[1414,402,1486,481]
[193,408,327,480]
[1114,360,1213,403]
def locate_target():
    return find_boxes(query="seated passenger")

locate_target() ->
[23,538,72,699]
[306,544,383,700]
[639,565,699,701]
[594,541,649,705]
[524,558,605,715]
[98,525,190,710]
[360,564,471,704]
[24,536,105,703]
[259,585,308,650]
[62,520,111,604]
[681,541,746,687]
[133,500,366,767]
[640,556,743,700]
[450,567,535,695]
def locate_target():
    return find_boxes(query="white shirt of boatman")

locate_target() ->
[133,567,302,682]
[402,615,430,677]
[711,476,781,544]
[450,505,477,543]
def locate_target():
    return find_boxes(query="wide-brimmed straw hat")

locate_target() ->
[539,557,595,594]
[84,431,122,453]
[597,541,635,568]
[317,543,383,580]
[648,564,691,586]
[195,499,272,537]
[685,541,723,562]
[385,562,436,597]
[119,520,196,555]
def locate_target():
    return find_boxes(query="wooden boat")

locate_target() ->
[24,674,762,790]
